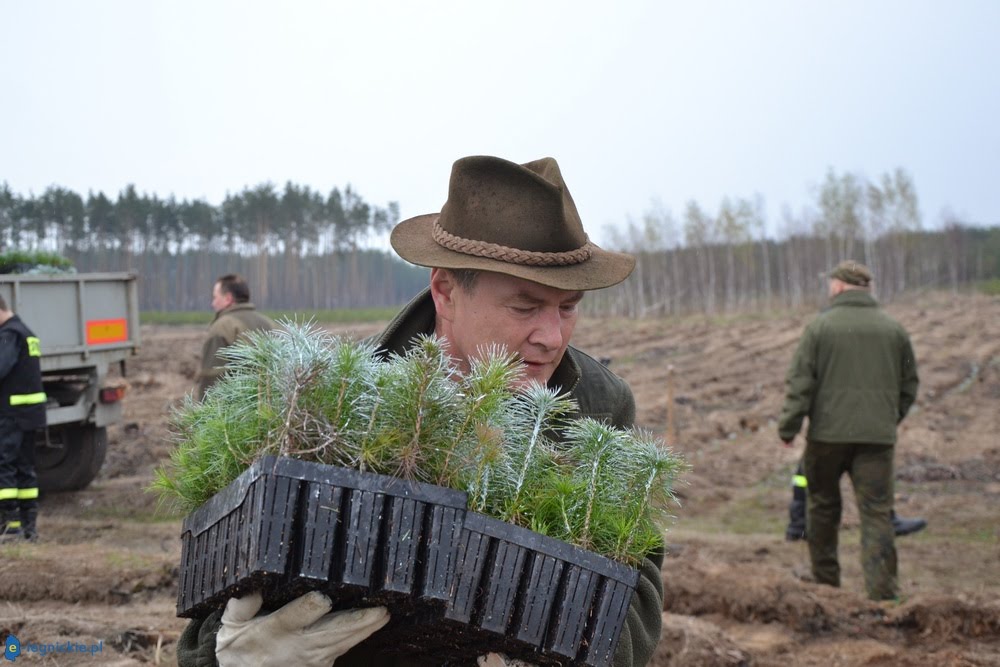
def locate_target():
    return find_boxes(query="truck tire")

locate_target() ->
[36,425,108,493]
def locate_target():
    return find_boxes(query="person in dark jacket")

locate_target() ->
[177,156,663,667]
[0,295,46,542]
[196,274,278,400]
[778,260,919,600]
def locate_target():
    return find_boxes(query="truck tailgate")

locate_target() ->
[0,272,141,371]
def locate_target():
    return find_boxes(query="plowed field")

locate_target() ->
[2,291,997,666]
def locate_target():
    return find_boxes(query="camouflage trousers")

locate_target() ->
[803,441,898,600]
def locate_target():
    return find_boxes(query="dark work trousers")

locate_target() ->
[0,422,39,526]
[803,441,897,601]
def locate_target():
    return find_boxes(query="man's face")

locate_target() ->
[211,282,233,313]
[431,269,583,389]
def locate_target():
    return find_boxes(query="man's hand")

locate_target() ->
[215,591,389,667]
[477,652,538,667]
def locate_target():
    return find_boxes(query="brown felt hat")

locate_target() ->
[390,156,636,291]
[829,260,873,287]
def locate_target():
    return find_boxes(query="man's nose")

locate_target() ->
[528,308,563,350]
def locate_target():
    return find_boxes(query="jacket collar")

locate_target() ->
[212,302,257,323]
[830,290,878,308]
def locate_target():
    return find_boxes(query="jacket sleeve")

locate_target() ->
[197,316,241,400]
[612,547,664,667]
[607,380,661,666]
[196,333,228,400]
[612,380,637,430]
[897,332,919,422]
[777,325,818,441]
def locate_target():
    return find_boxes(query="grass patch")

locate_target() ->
[105,551,163,569]
[80,503,185,523]
[976,278,1000,296]
[0,542,41,559]
[141,306,399,326]
[715,492,785,534]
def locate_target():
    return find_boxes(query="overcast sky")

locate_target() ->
[2,1,998,245]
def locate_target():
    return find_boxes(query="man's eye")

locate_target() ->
[511,306,535,315]
[560,304,578,314]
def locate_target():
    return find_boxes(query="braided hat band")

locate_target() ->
[432,219,593,267]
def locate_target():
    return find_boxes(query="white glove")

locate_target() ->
[477,652,538,667]
[215,591,390,667]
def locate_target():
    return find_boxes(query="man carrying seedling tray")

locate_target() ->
[176,156,665,667]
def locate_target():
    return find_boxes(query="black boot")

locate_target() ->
[891,510,926,537]
[20,506,37,542]
[786,497,807,541]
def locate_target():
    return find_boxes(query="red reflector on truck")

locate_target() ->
[99,386,127,403]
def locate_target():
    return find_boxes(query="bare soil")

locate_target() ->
[2,291,998,666]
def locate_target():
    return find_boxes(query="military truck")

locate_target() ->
[0,272,140,492]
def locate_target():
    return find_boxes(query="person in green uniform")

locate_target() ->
[177,156,664,667]
[778,260,919,600]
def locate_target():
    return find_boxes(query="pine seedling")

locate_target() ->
[152,383,274,512]
[439,345,524,490]
[304,335,381,468]
[617,430,686,550]
[553,419,628,553]
[359,335,463,481]
[557,420,686,564]
[517,470,582,541]
[485,384,575,524]
[219,323,340,461]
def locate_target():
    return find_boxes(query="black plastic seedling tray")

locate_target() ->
[397,512,640,667]
[177,457,639,666]
[176,455,468,620]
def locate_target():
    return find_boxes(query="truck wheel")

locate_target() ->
[36,425,108,493]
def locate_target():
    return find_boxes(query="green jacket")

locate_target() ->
[196,303,277,400]
[177,289,663,667]
[778,290,919,444]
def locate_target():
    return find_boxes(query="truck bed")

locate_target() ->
[0,272,141,371]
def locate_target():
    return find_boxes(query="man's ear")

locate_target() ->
[429,268,457,322]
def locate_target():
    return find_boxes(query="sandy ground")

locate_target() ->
[1,291,998,666]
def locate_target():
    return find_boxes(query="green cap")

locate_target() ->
[829,260,873,287]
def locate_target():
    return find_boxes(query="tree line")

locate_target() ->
[2,169,998,315]
[0,181,426,309]
[594,167,1000,315]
